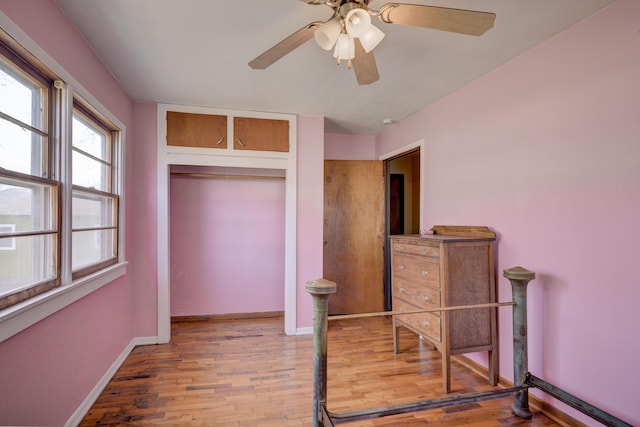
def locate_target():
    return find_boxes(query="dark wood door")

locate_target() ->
[323,160,385,315]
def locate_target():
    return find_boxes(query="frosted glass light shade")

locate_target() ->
[314,18,342,50]
[345,8,371,38]
[359,24,385,53]
[333,34,355,60]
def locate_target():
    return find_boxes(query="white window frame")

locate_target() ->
[0,13,127,343]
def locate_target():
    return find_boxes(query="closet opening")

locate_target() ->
[168,165,286,325]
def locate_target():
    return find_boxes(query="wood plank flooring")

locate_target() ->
[80,315,560,426]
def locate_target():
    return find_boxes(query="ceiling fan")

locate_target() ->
[248,0,496,85]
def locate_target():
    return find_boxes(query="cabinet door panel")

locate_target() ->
[166,112,227,148]
[233,117,289,152]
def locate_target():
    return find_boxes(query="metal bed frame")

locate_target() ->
[306,266,632,426]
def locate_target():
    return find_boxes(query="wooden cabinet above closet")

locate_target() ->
[166,111,227,149]
[165,111,290,153]
[233,117,289,153]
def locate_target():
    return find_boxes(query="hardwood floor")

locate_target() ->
[80,315,560,426]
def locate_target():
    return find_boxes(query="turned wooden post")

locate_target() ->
[306,278,337,427]
[504,266,535,419]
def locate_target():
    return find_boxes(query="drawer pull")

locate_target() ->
[215,136,224,145]
[397,245,405,251]
[423,321,430,327]
[399,265,405,270]
[422,249,429,255]
[423,295,430,302]
[421,270,429,276]
[399,287,406,293]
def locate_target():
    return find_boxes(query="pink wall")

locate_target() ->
[296,116,325,328]
[0,1,136,425]
[131,103,158,336]
[169,171,286,316]
[377,0,640,424]
[325,132,376,160]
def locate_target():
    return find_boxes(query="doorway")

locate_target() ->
[384,148,421,310]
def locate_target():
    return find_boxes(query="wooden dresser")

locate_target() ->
[390,226,498,393]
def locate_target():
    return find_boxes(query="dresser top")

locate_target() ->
[392,225,496,242]
[391,234,495,243]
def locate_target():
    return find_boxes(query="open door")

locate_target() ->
[323,160,385,315]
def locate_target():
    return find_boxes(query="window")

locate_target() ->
[0,40,59,310]
[0,32,122,312]
[71,101,118,279]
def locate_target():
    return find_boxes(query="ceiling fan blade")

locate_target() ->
[249,22,322,69]
[352,38,379,85]
[379,4,495,36]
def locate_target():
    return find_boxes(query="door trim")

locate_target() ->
[380,139,424,310]
[156,104,297,342]
[379,139,425,232]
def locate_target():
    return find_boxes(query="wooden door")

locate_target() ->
[324,160,385,315]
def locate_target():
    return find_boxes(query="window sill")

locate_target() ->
[0,261,127,343]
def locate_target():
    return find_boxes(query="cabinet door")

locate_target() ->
[233,117,289,152]
[166,111,227,148]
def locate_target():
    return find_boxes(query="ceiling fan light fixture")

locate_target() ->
[314,17,342,50]
[333,33,355,62]
[359,24,385,53]
[345,8,371,38]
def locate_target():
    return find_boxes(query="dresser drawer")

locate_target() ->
[393,279,441,313]
[394,299,441,342]
[393,241,440,259]
[392,254,440,288]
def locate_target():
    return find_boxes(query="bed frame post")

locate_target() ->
[504,266,536,419]
[306,278,337,427]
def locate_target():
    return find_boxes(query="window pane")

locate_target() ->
[72,151,111,191]
[0,65,45,129]
[72,191,116,228]
[0,122,47,176]
[0,233,57,299]
[0,225,16,250]
[72,229,116,271]
[0,176,57,234]
[73,114,111,162]
[0,64,48,177]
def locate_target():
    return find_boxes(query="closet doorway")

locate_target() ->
[169,166,286,319]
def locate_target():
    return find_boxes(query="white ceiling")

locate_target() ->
[54,0,613,135]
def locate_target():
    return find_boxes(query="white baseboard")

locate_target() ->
[65,336,159,427]
[296,326,313,335]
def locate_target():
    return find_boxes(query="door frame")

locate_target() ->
[380,139,425,310]
[379,139,425,230]
[156,104,297,343]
